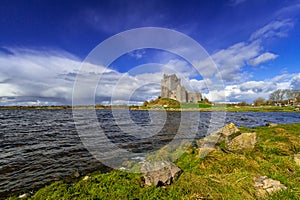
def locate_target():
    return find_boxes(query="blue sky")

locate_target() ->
[0,0,300,105]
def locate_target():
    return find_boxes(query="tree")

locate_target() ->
[253,97,265,106]
[142,101,149,107]
[237,101,248,106]
[202,97,211,104]
[269,89,284,102]
[286,89,299,100]
[297,92,300,102]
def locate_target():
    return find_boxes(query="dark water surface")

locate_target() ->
[0,109,300,197]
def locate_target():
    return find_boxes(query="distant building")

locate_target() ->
[161,74,202,103]
[288,98,297,106]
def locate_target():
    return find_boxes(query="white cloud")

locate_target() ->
[198,41,261,83]
[161,59,198,79]
[290,74,300,90]
[0,83,23,96]
[250,19,294,41]
[0,48,82,105]
[0,47,199,105]
[195,18,295,85]
[248,52,278,66]
[128,49,146,59]
[206,73,299,103]
[275,2,300,19]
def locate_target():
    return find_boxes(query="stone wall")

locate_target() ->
[187,92,202,103]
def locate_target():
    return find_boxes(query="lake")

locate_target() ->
[1,109,300,197]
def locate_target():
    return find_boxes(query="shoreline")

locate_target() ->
[5,122,300,200]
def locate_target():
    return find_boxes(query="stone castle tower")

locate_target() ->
[161,74,202,103]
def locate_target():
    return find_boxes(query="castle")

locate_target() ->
[161,74,202,103]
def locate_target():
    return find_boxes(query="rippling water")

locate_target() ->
[0,109,299,198]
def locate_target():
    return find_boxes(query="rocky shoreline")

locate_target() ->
[7,122,300,200]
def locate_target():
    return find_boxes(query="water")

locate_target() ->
[0,109,300,197]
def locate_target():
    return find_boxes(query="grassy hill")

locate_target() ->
[142,98,212,109]
[143,97,181,108]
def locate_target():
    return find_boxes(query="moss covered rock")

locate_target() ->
[226,132,257,153]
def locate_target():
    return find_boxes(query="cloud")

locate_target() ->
[248,52,278,66]
[229,0,247,6]
[290,74,300,90]
[250,19,294,41]
[0,47,204,105]
[196,41,261,83]
[128,49,146,59]
[0,10,298,106]
[275,2,300,19]
[0,47,82,105]
[196,17,294,84]
[1,46,299,105]
[206,73,299,103]
[81,2,167,34]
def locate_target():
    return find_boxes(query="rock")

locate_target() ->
[196,123,240,157]
[18,193,28,199]
[82,175,89,181]
[294,154,300,166]
[219,122,240,142]
[254,176,287,197]
[72,171,80,178]
[266,122,278,127]
[294,107,300,111]
[197,123,240,147]
[141,161,182,187]
[226,132,257,153]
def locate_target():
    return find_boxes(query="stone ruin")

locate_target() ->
[161,74,202,103]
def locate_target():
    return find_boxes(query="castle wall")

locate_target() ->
[176,85,187,102]
[187,92,202,103]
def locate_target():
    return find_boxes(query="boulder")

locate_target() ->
[196,123,240,157]
[141,161,182,187]
[226,132,257,153]
[266,122,278,127]
[215,122,241,144]
[198,147,216,158]
[254,176,287,197]
[197,123,240,146]
[220,122,240,139]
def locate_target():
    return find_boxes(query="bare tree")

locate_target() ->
[253,97,265,106]
[269,89,300,104]
[286,89,299,100]
[269,89,284,102]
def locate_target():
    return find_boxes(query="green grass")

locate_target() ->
[180,102,212,109]
[143,98,213,109]
[7,123,300,200]
[225,105,296,112]
[140,102,298,112]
